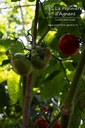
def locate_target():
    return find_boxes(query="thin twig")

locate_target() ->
[52,54,70,83]
[0,4,35,10]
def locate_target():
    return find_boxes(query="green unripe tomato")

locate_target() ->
[31,48,51,70]
[11,53,32,76]
[31,54,49,70]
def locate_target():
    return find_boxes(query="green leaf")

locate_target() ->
[0,31,3,39]
[50,34,59,51]
[44,70,60,82]
[1,59,10,66]
[82,0,85,9]
[62,0,81,5]
[11,0,21,2]
[43,31,56,45]
[40,72,66,100]
[38,17,48,37]
[7,69,20,104]
[64,61,75,71]
[0,39,12,48]
[69,107,81,128]
[28,0,35,2]
[81,119,85,128]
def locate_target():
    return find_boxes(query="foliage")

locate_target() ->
[0,0,85,128]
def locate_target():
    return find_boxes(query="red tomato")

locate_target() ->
[40,107,48,112]
[53,121,60,128]
[33,118,48,128]
[58,33,80,56]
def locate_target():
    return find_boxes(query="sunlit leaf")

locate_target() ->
[7,69,20,104]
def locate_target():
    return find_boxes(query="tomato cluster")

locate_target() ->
[7,33,81,75]
[9,44,51,75]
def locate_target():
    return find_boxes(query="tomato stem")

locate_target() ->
[47,112,61,128]
[32,0,39,46]
[22,0,39,128]
[60,45,85,128]
[22,72,33,128]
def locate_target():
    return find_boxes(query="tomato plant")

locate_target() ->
[58,33,81,56]
[1,0,85,128]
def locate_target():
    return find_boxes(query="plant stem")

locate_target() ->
[32,0,39,45]
[22,0,39,127]
[22,72,33,128]
[47,112,61,128]
[60,46,85,128]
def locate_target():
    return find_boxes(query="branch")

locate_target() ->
[60,46,85,128]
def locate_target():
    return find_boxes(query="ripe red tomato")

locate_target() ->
[33,118,48,128]
[40,107,48,112]
[53,121,60,128]
[58,33,81,56]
